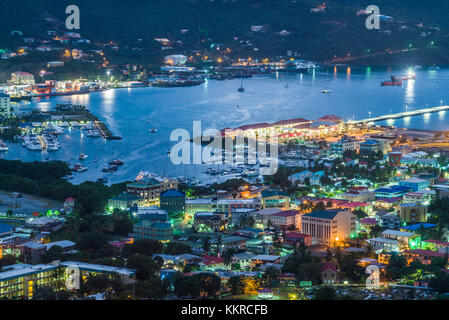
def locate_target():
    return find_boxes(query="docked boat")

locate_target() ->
[43,134,61,151]
[149,128,157,133]
[86,129,101,137]
[26,82,90,98]
[381,76,403,86]
[322,89,332,94]
[79,153,88,160]
[109,159,124,166]
[71,163,88,172]
[22,135,43,151]
[0,140,8,152]
[97,177,108,184]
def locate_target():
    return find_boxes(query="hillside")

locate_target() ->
[1,0,449,70]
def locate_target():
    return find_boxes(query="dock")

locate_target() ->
[348,105,449,124]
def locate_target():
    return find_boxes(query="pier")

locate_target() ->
[348,105,449,124]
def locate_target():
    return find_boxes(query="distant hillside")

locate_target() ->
[1,0,449,65]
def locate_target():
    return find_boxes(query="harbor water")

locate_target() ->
[2,67,449,184]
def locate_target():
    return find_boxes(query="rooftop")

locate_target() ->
[303,209,346,220]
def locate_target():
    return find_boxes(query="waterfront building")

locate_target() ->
[160,189,185,219]
[399,203,428,224]
[164,54,187,66]
[126,177,177,206]
[0,93,11,118]
[133,210,173,242]
[399,178,429,192]
[261,190,290,209]
[10,71,35,85]
[300,209,356,246]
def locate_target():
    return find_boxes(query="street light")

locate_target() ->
[106,70,111,83]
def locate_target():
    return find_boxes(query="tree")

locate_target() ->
[429,273,449,293]
[164,242,192,255]
[5,209,13,217]
[387,253,407,281]
[80,274,112,296]
[197,273,221,299]
[222,249,235,267]
[41,245,64,264]
[126,254,161,281]
[242,277,260,295]
[228,276,244,295]
[0,255,17,268]
[123,239,163,258]
[174,275,200,298]
[313,286,337,300]
[202,236,211,254]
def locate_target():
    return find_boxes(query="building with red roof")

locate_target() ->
[402,249,447,265]
[422,239,449,251]
[321,262,338,284]
[284,231,312,246]
[267,210,301,230]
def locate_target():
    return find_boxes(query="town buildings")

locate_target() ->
[300,209,356,246]
[10,71,35,85]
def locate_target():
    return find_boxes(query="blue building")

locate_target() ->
[160,189,185,219]
[374,186,411,198]
[399,178,429,192]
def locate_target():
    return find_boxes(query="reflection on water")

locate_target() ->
[405,79,415,105]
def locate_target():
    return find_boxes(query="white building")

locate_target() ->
[0,93,11,118]
[164,54,187,66]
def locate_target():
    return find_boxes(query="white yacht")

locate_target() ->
[22,135,42,151]
[0,140,8,152]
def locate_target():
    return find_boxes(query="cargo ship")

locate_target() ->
[381,76,403,86]
[26,81,90,98]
